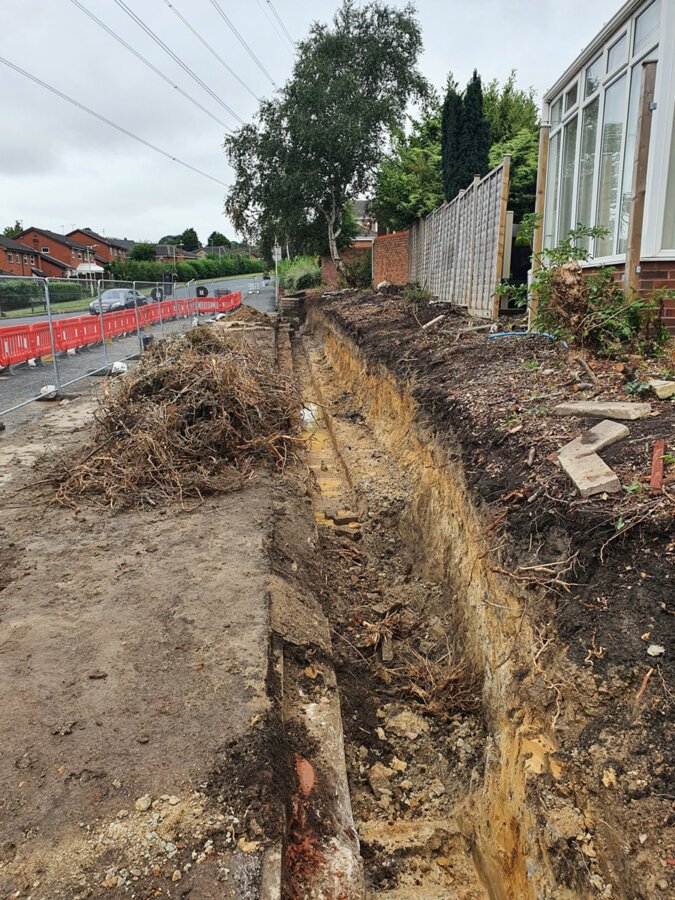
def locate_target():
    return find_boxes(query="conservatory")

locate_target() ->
[541,0,675,293]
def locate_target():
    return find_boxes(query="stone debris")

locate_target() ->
[558,419,628,497]
[558,419,629,461]
[649,379,675,399]
[134,795,152,812]
[554,400,652,420]
[558,450,621,497]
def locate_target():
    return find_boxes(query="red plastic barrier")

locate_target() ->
[79,316,102,345]
[29,322,54,358]
[214,290,242,312]
[53,317,82,352]
[0,325,32,366]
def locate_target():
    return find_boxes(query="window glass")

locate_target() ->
[7,253,13,262]
[585,56,602,97]
[551,97,563,126]
[607,34,627,72]
[544,131,561,248]
[662,106,675,249]
[559,116,579,238]
[617,64,647,253]
[565,83,578,112]
[596,73,628,256]
[577,97,600,248]
[634,0,660,55]
[41,246,49,253]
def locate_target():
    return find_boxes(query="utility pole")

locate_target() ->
[273,242,281,310]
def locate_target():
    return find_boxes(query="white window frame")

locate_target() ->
[543,0,668,264]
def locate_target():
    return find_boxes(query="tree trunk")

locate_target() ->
[325,194,344,273]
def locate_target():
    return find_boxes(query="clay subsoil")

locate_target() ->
[304,289,674,899]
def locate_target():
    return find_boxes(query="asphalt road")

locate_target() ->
[2,276,272,327]
[0,284,278,419]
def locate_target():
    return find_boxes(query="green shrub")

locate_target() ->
[278,256,321,292]
[344,255,372,288]
[47,281,87,303]
[0,279,45,311]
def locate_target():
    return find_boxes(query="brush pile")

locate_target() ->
[52,327,303,509]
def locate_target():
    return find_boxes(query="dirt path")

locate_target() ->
[0,339,283,898]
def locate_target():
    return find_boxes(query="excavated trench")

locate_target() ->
[279,309,590,899]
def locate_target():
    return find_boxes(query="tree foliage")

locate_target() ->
[129,241,157,261]
[374,107,443,231]
[489,128,539,222]
[180,228,200,251]
[225,0,426,268]
[440,75,462,201]
[2,220,22,238]
[207,231,231,248]
[457,70,491,191]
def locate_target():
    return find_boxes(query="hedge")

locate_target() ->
[0,279,87,311]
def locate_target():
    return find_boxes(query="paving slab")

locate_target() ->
[649,379,675,399]
[558,419,630,462]
[554,401,652,420]
[559,450,622,497]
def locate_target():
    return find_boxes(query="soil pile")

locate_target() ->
[50,326,302,508]
[224,305,272,325]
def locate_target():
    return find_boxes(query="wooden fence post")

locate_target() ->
[493,154,512,318]
[625,60,657,299]
[528,124,551,329]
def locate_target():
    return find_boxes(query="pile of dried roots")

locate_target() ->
[51,327,303,508]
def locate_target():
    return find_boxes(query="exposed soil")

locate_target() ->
[305,291,674,899]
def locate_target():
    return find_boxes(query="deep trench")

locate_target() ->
[286,316,551,900]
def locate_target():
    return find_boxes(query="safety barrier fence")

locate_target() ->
[0,292,242,368]
[0,275,242,418]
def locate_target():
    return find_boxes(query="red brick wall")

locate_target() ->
[67,231,126,263]
[321,244,372,288]
[0,246,34,276]
[584,260,675,332]
[373,232,409,286]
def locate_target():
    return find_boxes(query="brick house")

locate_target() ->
[66,228,129,263]
[0,236,75,278]
[154,245,200,263]
[539,0,675,329]
[16,227,107,272]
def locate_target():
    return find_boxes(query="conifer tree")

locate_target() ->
[458,70,490,189]
[441,76,462,201]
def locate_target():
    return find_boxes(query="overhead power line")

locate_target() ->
[207,0,277,87]
[68,0,231,130]
[161,0,261,103]
[112,0,245,125]
[0,56,229,188]
[255,0,293,54]
[266,0,295,48]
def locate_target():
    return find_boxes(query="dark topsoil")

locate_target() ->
[313,289,674,892]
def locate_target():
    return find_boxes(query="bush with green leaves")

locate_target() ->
[497,217,669,358]
[278,257,321,292]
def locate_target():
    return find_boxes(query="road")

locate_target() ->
[2,276,273,327]
[0,283,277,420]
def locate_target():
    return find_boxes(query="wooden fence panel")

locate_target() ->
[407,156,510,318]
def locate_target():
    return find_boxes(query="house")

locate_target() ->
[16,227,108,276]
[66,228,129,263]
[538,0,675,330]
[196,245,231,259]
[0,236,76,278]
[351,199,377,236]
[154,245,200,263]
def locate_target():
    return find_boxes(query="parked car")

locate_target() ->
[89,289,147,315]
[262,273,271,283]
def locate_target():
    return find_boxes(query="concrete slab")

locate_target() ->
[559,419,630,462]
[554,401,652,420]
[649,379,675,400]
[559,450,622,497]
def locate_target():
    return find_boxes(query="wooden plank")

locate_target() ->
[650,438,666,492]
[625,61,657,298]
[492,154,512,318]
[528,125,550,329]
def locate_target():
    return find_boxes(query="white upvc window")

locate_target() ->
[7,252,13,262]
[544,0,666,260]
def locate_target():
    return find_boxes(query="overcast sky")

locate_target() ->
[0,0,621,244]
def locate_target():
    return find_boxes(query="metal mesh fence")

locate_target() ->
[0,275,243,419]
